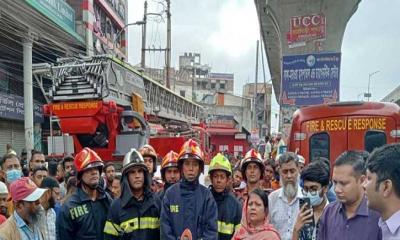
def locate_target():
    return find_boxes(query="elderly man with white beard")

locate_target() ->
[268,152,302,240]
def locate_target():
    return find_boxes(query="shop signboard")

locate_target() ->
[0,92,43,123]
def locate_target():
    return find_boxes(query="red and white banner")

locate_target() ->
[287,13,326,45]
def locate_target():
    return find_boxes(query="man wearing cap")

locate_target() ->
[104,149,161,239]
[0,181,9,224]
[209,153,242,240]
[297,154,305,173]
[0,177,47,239]
[56,147,112,240]
[240,149,265,203]
[158,151,181,200]
[160,139,218,240]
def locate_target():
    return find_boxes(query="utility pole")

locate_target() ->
[141,1,147,68]
[366,70,380,102]
[166,0,171,89]
[254,40,259,131]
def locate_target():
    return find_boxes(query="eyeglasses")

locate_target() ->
[301,188,321,196]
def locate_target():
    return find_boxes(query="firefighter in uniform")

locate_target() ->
[161,139,218,240]
[139,144,158,192]
[239,149,264,203]
[209,153,242,240]
[56,147,112,240]
[104,148,161,239]
[158,150,181,200]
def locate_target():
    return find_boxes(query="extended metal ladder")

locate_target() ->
[33,55,204,124]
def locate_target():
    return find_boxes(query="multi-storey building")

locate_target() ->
[243,82,273,137]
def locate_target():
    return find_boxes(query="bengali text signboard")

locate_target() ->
[281,52,341,106]
[0,92,43,123]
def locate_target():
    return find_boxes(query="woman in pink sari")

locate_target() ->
[233,189,280,240]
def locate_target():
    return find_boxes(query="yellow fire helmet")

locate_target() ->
[208,153,232,176]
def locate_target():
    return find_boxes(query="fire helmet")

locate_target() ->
[241,149,264,180]
[177,139,204,172]
[122,148,148,176]
[139,144,157,174]
[160,151,179,180]
[208,153,232,176]
[74,148,104,177]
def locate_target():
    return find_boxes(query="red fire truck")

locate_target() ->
[287,101,400,165]
[33,55,209,166]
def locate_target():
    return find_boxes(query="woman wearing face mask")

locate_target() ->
[292,161,330,240]
[233,189,280,240]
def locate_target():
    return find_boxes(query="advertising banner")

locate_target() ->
[281,52,341,106]
[287,13,326,47]
[25,0,83,43]
[0,92,43,123]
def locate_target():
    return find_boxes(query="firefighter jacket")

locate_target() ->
[210,187,242,240]
[56,187,112,240]
[103,175,161,240]
[157,182,174,200]
[160,178,218,240]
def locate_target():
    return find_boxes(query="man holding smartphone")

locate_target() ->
[292,161,330,240]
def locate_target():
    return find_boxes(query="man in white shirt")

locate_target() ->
[268,152,302,240]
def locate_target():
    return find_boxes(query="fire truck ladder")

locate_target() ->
[32,55,204,124]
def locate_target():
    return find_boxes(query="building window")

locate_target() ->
[197,81,201,88]
[220,83,225,89]
[201,81,207,89]
[219,145,228,152]
[234,145,243,157]
[211,82,216,90]
[365,131,386,153]
[180,90,185,97]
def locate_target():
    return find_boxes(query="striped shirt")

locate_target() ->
[268,187,302,240]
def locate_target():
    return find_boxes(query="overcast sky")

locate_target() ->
[127,0,400,130]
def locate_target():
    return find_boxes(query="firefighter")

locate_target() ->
[139,144,158,192]
[158,150,181,200]
[160,139,218,240]
[103,148,161,239]
[209,153,242,240]
[239,149,264,203]
[56,147,112,240]
[139,144,157,176]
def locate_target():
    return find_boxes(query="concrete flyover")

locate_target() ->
[382,85,400,106]
[255,0,362,103]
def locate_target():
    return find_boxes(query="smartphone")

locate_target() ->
[299,197,315,240]
[299,197,311,210]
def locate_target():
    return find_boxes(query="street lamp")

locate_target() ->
[112,21,145,51]
[365,70,380,102]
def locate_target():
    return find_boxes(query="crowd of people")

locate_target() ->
[0,138,398,240]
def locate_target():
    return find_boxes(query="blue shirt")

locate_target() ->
[317,196,382,240]
[14,211,43,240]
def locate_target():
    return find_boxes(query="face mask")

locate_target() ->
[6,169,22,183]
[306,190,324,207]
